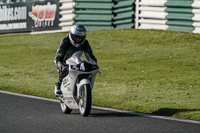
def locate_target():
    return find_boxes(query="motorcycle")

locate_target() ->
[59,51,99,116]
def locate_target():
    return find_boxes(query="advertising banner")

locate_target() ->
[0,0,59,34]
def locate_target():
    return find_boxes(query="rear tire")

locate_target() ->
[79,84,91,116]
[60,100,72,114]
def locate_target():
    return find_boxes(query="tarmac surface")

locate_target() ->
[0,92,200,133]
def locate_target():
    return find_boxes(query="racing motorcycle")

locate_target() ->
[59,51,99,116]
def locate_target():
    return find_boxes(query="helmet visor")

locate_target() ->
[71,34,86,45]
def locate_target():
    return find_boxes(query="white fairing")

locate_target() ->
[60,51,99,109]
[66,51,97,65]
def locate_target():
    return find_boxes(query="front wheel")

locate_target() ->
[60,100,72,114]
[79,84,92,116]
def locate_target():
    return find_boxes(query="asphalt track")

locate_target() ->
[0,91,200,133]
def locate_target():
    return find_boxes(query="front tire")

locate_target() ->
[79,84,91,116]
[60,100,72,114]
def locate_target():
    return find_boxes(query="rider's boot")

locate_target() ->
[54,82,62,97]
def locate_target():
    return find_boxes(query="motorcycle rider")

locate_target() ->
[53,24,97,97]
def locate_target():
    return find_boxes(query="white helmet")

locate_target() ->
[69,24,86,47]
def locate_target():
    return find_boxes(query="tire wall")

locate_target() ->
[59,0,200,33]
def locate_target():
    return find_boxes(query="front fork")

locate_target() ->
[76,79,91,99]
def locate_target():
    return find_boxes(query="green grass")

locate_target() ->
[0,29,200,121]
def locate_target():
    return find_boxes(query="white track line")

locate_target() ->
[92,106,200,125]
[0,90,200,125]
[0,90,59,103]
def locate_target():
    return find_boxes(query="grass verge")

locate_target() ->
[0,29,200,120]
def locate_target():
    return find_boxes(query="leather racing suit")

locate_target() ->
[54,34,97,79]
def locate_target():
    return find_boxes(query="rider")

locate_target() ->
[53,24,97,97]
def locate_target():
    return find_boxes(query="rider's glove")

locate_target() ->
[61,66,69,78]
[57,61,64,72]
[62,66,68,74]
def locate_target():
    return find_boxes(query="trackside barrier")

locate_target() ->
[73,0,114,31]
[113,0,135,29]
[135,0,200,33]
[0,0,25,3]
[1,0,200,33]
[0,0,60,34]
[59,0,75,31]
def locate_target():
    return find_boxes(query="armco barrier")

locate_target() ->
[113,0,135,29]
[73,0,114,31]
[135,0,200,33]
[59,0,75,31]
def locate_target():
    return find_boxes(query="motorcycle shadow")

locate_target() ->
[64,110,138,117]
[89,112,138,118]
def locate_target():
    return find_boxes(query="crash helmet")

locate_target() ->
[69,24,87,47]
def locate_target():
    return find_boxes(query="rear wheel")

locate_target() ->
[60,100,72,114]
[79,84,91,116]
